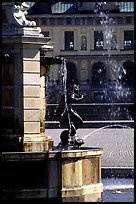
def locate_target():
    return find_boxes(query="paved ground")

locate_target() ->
[45,127,134,168]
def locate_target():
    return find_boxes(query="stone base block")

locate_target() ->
[2,148,103,202]
[23,134,54,152]
[61,183,103,202]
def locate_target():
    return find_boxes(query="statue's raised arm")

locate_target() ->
[67,84,86,103]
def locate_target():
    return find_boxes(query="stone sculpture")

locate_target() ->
[13,2,36,27]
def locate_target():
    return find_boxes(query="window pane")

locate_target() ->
[94,31,103,50]
[124,30,134,49]
[65,31,74,50]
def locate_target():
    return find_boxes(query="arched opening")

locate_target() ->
[92,62,106,85]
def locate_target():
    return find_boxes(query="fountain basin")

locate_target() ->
[2,147,103,202]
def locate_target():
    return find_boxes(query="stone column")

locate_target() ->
[2,2,53,152]
[3,31,53,152]
[22,34,54,151]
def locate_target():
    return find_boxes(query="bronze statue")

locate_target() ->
[56,83,86,148]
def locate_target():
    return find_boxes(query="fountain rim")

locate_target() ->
[2,147,103,161]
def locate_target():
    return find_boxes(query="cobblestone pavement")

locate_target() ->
[45,127,134,168]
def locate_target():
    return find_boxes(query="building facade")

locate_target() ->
[28,2,134,103]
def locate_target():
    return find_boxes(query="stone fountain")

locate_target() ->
[2,2,103,202]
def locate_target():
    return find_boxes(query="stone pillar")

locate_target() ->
[2,2,53,152]
[22,34,53,151]
[3,31,53,152]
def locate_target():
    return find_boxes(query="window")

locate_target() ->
[58,18,63,25]
[126,16,132,24]
[75,17,80,25]
[118,2,134,12]
[124,30,134,50]
[41,19,47,25]
[50,18,55,25]
[94,31,104,50]
[65,31,74,50]
[66,18,72,25]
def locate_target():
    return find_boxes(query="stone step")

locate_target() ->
[46,103,134,121]
[45,120,134,129]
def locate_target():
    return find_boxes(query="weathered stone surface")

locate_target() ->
[2,148,103,201]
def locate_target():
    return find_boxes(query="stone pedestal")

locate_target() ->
[2,2,54,152]
[2,32,53,151]
[2,147,103,202]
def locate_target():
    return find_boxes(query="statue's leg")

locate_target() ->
[69,123,77,136]
[69,110,84,146]
[70,109,83,129]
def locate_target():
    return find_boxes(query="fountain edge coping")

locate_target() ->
[2,147,103,161]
